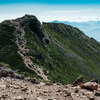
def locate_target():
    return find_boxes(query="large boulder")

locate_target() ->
[80,82,98,91]
[73,75,83,86]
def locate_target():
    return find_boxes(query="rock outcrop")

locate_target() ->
[73,75,83,86]
[14,14,44,39]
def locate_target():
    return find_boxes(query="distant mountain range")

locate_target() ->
[51,20,100,42]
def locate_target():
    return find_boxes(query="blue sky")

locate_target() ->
[0,0,100,22]
[0,0,100,4]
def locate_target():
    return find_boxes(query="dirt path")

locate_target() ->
[10,20,49,81]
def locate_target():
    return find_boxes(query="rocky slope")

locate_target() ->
[0,14,100,84]
[0,72,100,100]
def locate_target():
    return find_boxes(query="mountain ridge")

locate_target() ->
[50,20,100,42]
[0,15,100,84]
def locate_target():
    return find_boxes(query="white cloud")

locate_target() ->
[95,9,100,12]
[45,9,100,14]
[45,10,81,14]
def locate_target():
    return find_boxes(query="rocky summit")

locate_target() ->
[0,14,100,85]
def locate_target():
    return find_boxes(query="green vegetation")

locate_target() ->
[24,21,100,84]
[0,62,10,68]
[25,27,81,84]
[0,23,42,79]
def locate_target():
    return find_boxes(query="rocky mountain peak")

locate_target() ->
[22,14,37,19]
[13,14,40,27]
[11,14,44,39]
[15,14,38,23]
